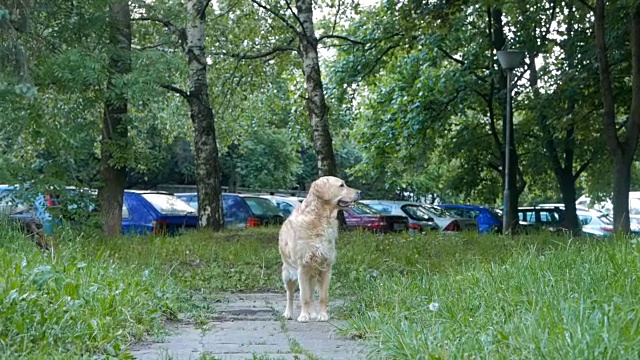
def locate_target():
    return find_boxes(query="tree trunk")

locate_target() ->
[98,1,130,237]
[612,160,632,232]
[295,0,344,228]
[528,16,582,234]
[295,0,337,177]
[595,1,640,233]
[186,0,223,230]
[559,170,580,232]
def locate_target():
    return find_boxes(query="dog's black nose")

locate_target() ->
[355,191,361,200]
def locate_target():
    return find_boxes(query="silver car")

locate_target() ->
[359,200,440,233]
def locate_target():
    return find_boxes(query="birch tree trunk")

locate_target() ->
[98,1,130,236]
[186,0,223,229]
[594,0,640,233]
[295,0,337,177]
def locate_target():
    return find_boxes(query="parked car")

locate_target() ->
[0,189,47,246]
[516,206,580,233]
[0,185,95,234]
[259,195,302,218]
[175,192,285,228]
[438,204,502,234]
[359,200,439,233]
[122,190,198,235]
[577,209,615,237]
[342,201,409,233]
[238,194,286,226]
[419,204,478,233]
[541,204,640,236]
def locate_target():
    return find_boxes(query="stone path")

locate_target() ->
[130,293,367,360]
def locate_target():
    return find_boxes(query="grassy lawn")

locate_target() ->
[1,225,638,359]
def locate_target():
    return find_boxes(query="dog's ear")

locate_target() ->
[310,177,330,201]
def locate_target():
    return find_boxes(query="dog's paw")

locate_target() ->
[283,309,293,320]
[317,313,330,322]
[297,313,310,322]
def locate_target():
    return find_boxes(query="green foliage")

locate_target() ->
[231,128,302,189]
[0,224,178,359]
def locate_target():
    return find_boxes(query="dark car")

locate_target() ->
[515,205,580,233]
[360,200,439,233]
[122,190,198,235]
[343,201,409,233]
[175,192,284,228]
[238,195,286,226]
[438,204,502,234]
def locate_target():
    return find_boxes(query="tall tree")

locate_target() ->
[594,0,640,233]
[181,0,223,229]
[295,0,336,176]
[211,0,361,178]
[99,0,131,236]
[516,0,597,233]
[136,0,224,229]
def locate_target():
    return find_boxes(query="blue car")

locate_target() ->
[438,204,502,234]
[175,193,283,228]
[122,190,198,235]
[0,185,94,234]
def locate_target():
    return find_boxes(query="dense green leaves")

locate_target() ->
[1,0,639,212]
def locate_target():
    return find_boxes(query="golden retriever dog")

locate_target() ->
[278,176,360,322]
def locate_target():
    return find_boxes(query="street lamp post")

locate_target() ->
[497,50,525,235]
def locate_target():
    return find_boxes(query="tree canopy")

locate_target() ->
[3,0,640,232]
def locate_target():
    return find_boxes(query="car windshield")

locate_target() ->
[598,214,613,225]
[141,193,196,215]
[421,204,453,218]
[402,205,432,221]
[0,192,31,214]
[350,202,381,215]
[243,197,282,216]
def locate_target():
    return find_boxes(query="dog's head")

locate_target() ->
[309,176,360,209]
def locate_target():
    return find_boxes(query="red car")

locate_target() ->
[343,201,408,233]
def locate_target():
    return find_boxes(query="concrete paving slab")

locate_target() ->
[129,293,367,360]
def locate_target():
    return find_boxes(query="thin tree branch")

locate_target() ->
[318,34,365,45]
[437,47,465,66]
[249,0,300,36]
[574,157,592,181]
[132,16,186,50]
[132,43,176,53]
[283,0,306,36]
[160,84,189,99]
[210,45,297,59]
[361,43,401,79]
[575,0,594,12]
[487,162,501,173]
[330,0,342,35]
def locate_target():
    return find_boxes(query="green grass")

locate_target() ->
[2,225,638,359]
[336,235,640,359]
[0,224,179,359]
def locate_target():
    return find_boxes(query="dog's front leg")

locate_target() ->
[317,268,332,321]
[282,265,296,319]
[297,267,312,322]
